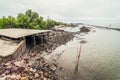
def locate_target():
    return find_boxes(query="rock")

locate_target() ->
[23,58,29,63]
[24,67,29,72]
[14,61,21,67]
[44,72,49,78]
[39,71,44,79]
[43,77,48,80]
[4,70,10,75]
[17,66,25,73]
[21,77,28,80]
[50,64,57,71]
[0,70,5,75]
[0,77,6,80]
[10,74,16,79]
[80,40,87,44]
[6,66,17,73]
[30,53,37,57]
[59,67,65,71]
[80,26,90,32]
[15,74,21,80]
[34,73,39,79]
[29,68,36,73]
[5,62,12,66]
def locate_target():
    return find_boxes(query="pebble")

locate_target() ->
[34,73,39,79]
[21,77,28,80]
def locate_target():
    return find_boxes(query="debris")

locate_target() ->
[0,57,58,80]
[31,30,74,54]
[0,30,74,80]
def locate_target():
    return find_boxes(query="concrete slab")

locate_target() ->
[0,28,50,39]
[0,38,20,57]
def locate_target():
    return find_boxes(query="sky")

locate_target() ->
[0,0,120,25]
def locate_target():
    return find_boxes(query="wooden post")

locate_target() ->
[41,34,43,44]
[20,38,23,41]
[33,35,36,45]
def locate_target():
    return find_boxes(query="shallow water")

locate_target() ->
[47,25,120,80]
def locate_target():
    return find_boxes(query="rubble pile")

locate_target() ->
[0,29,74,80]
[0,53,58,80]
[31,30,74,53]
[80,26,90,32]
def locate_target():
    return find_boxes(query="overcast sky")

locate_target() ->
[0,0,120,25]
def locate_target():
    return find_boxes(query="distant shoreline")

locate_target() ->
[86,24,120,31]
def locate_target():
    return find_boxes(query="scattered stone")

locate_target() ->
[15,74,21,80]
[59,67,65,71]
[5,62,12,66]
[31,30,74,54]
[34,73,39,79]
[17,66,25,73]
[21,77,28,80]
[50,64,57,71]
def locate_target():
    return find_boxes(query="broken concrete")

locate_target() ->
[30,29,74,54]
[0,29,74,80]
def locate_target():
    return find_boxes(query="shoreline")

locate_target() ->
[0,25,119,80]
[88,24,120,31]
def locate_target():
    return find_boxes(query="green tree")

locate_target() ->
[26,9,39,21]
[0,9,66,29]
[17,13,30,28]
[0,16,9,28]
[46,19,55,29]
[7,16,16,28]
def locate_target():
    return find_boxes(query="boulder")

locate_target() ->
[80,26,90,32]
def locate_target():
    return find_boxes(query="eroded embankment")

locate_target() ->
[30,29,74,54]
[0,29,74,80]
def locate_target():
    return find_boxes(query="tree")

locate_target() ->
[7,16,16,28]
[0,16,9,28]
[0,9,66,29]
[46,19,55,29]
[26,9,39,21]
[17,13,30,28]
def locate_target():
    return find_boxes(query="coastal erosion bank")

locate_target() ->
[0,28,74,80]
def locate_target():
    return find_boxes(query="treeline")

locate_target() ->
[0,9,66,29]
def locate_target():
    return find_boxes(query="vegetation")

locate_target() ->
[0,9,65,29]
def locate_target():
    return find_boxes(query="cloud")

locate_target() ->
[0,0,120,24]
